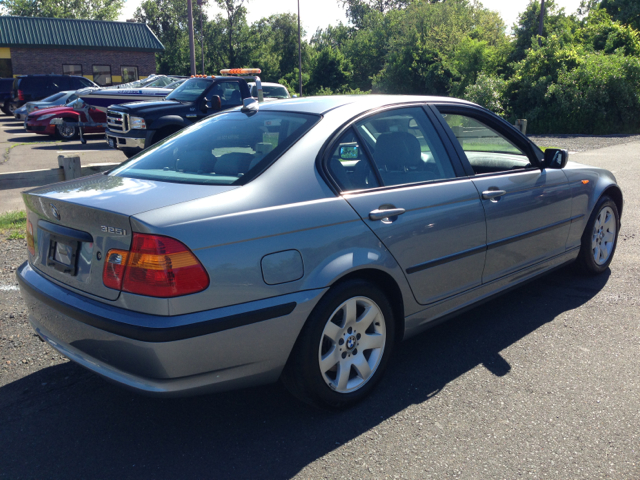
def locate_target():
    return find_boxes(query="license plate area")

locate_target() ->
[46,234,80,276]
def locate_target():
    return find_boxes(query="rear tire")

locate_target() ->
[575,195,620,275]
[1,106,10,116]
[8,103,17,115]
[281,279,395,409]
[121,148,138,159]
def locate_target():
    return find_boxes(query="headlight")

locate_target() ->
[37,114,55,121]
[130,117,146,129]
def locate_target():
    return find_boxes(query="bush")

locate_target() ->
[462,74,507,115]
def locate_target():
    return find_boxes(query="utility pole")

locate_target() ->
[188,0,196,76]
[538,0,545,37]
[198,0,205,74]
[298,0,302,96]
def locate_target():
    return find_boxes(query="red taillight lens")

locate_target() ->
[26,220,35,256]
[103,249,129,290]
[103,234,209,297]
[18,90,24,101]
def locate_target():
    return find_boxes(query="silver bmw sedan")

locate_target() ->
[17,95,623,409]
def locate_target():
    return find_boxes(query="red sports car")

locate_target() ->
[25,105,106,140]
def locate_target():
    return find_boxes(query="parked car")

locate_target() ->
[0,78,15,115]
[25,103,106,140]
[17,95,623,409]
[15,91,79,121]
[248,81,291,99]
[10,74,96,112]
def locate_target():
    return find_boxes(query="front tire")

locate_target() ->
[282,279,395,409]
[55,120,78,140]
[576,195,620,274]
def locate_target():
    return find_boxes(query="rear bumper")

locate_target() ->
[17,261,325,397]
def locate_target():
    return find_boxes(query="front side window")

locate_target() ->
[354,107,456,187]
[92,65,112,86]
[121,66,138,83]
[440,113,531,174]
[63,64,82,76]
[111,111,320,185]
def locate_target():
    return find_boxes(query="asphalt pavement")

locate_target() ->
[0,139,638,479]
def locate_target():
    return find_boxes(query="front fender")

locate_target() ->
[149,115,188,130]
[562,162,623,249]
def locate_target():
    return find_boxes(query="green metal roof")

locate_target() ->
[0,16,164,52]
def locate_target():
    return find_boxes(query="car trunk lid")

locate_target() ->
[23,174,238,300]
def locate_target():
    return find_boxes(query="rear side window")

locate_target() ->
[22,77,47,91]
[111,111,320,185]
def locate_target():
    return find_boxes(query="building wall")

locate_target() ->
[9,47,156,83]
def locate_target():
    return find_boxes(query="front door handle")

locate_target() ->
[482,189,507,200]
[369,208,406,221]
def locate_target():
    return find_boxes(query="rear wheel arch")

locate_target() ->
[152,124,183,145]
[328,268,405,344]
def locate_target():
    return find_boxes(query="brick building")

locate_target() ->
[0,16,164,85]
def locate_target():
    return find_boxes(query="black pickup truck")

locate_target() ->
[105,76,253,158]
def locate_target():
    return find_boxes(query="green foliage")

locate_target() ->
[600,0,640,31]
[0,0,123,20]
[307,46,352,94]
[463,74,507,114]
[579,8,640,55]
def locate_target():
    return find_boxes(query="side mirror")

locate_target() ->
[542,148,569,169]
[201,95,221,113]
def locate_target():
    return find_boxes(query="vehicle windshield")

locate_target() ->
[165,79,186,90]
[165,78,212,102]
[251,85,289,99]
[41,92,65,103]
[145,76,176,88]
[111,111,320,185]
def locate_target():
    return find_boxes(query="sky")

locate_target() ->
[119,0,585,36]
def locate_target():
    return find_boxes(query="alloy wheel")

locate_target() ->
[318,296,386,393]
[591,206,616,265]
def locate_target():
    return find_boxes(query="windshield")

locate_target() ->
[111,111,320,185]
[41,92,65,103]
[251,85,289,99]
[165,78,212,102]
[165,79,186,90]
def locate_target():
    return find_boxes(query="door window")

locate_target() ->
[327,128,380,191]
[440,114,532,174]
[215,81,242,106]
[355,108,456,187]
[92,65,112,86]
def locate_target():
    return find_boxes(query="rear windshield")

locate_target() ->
[251,85,289,99]
[111,111,320,185]
[41,92,65,103]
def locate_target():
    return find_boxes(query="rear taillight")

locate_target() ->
[103,233,209,297]
[26,220,35,256]
[17,90,24,101]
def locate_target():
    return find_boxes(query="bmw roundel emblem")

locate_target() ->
[346,335,356,349]
[50,204,61,220]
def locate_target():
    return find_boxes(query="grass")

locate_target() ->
[0,210,26,240]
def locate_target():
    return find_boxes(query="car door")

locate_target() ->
[326,106,487,305]
[434,105,573,283]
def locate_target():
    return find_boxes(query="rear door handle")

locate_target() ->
[482,190,507,200]
[369,208,406,221]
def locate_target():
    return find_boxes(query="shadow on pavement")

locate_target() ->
[32,138,111,151]
[0,266,610,479]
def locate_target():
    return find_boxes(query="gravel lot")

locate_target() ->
[1,136,638,479]
[529,134,640,152]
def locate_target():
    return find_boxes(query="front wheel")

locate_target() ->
[55,120,78,140]
[282,279,395,409]
[576,195,620,274]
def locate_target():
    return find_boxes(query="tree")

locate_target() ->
[215,0,248,67]
[600,0,640,31]
[307,46,352,94]
[339,0,413,29]
[0,0,123,20]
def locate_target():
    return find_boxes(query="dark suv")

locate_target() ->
[10,75,96,114]
[0,78,14,115]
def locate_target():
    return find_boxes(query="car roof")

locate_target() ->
[255,94,473,115]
